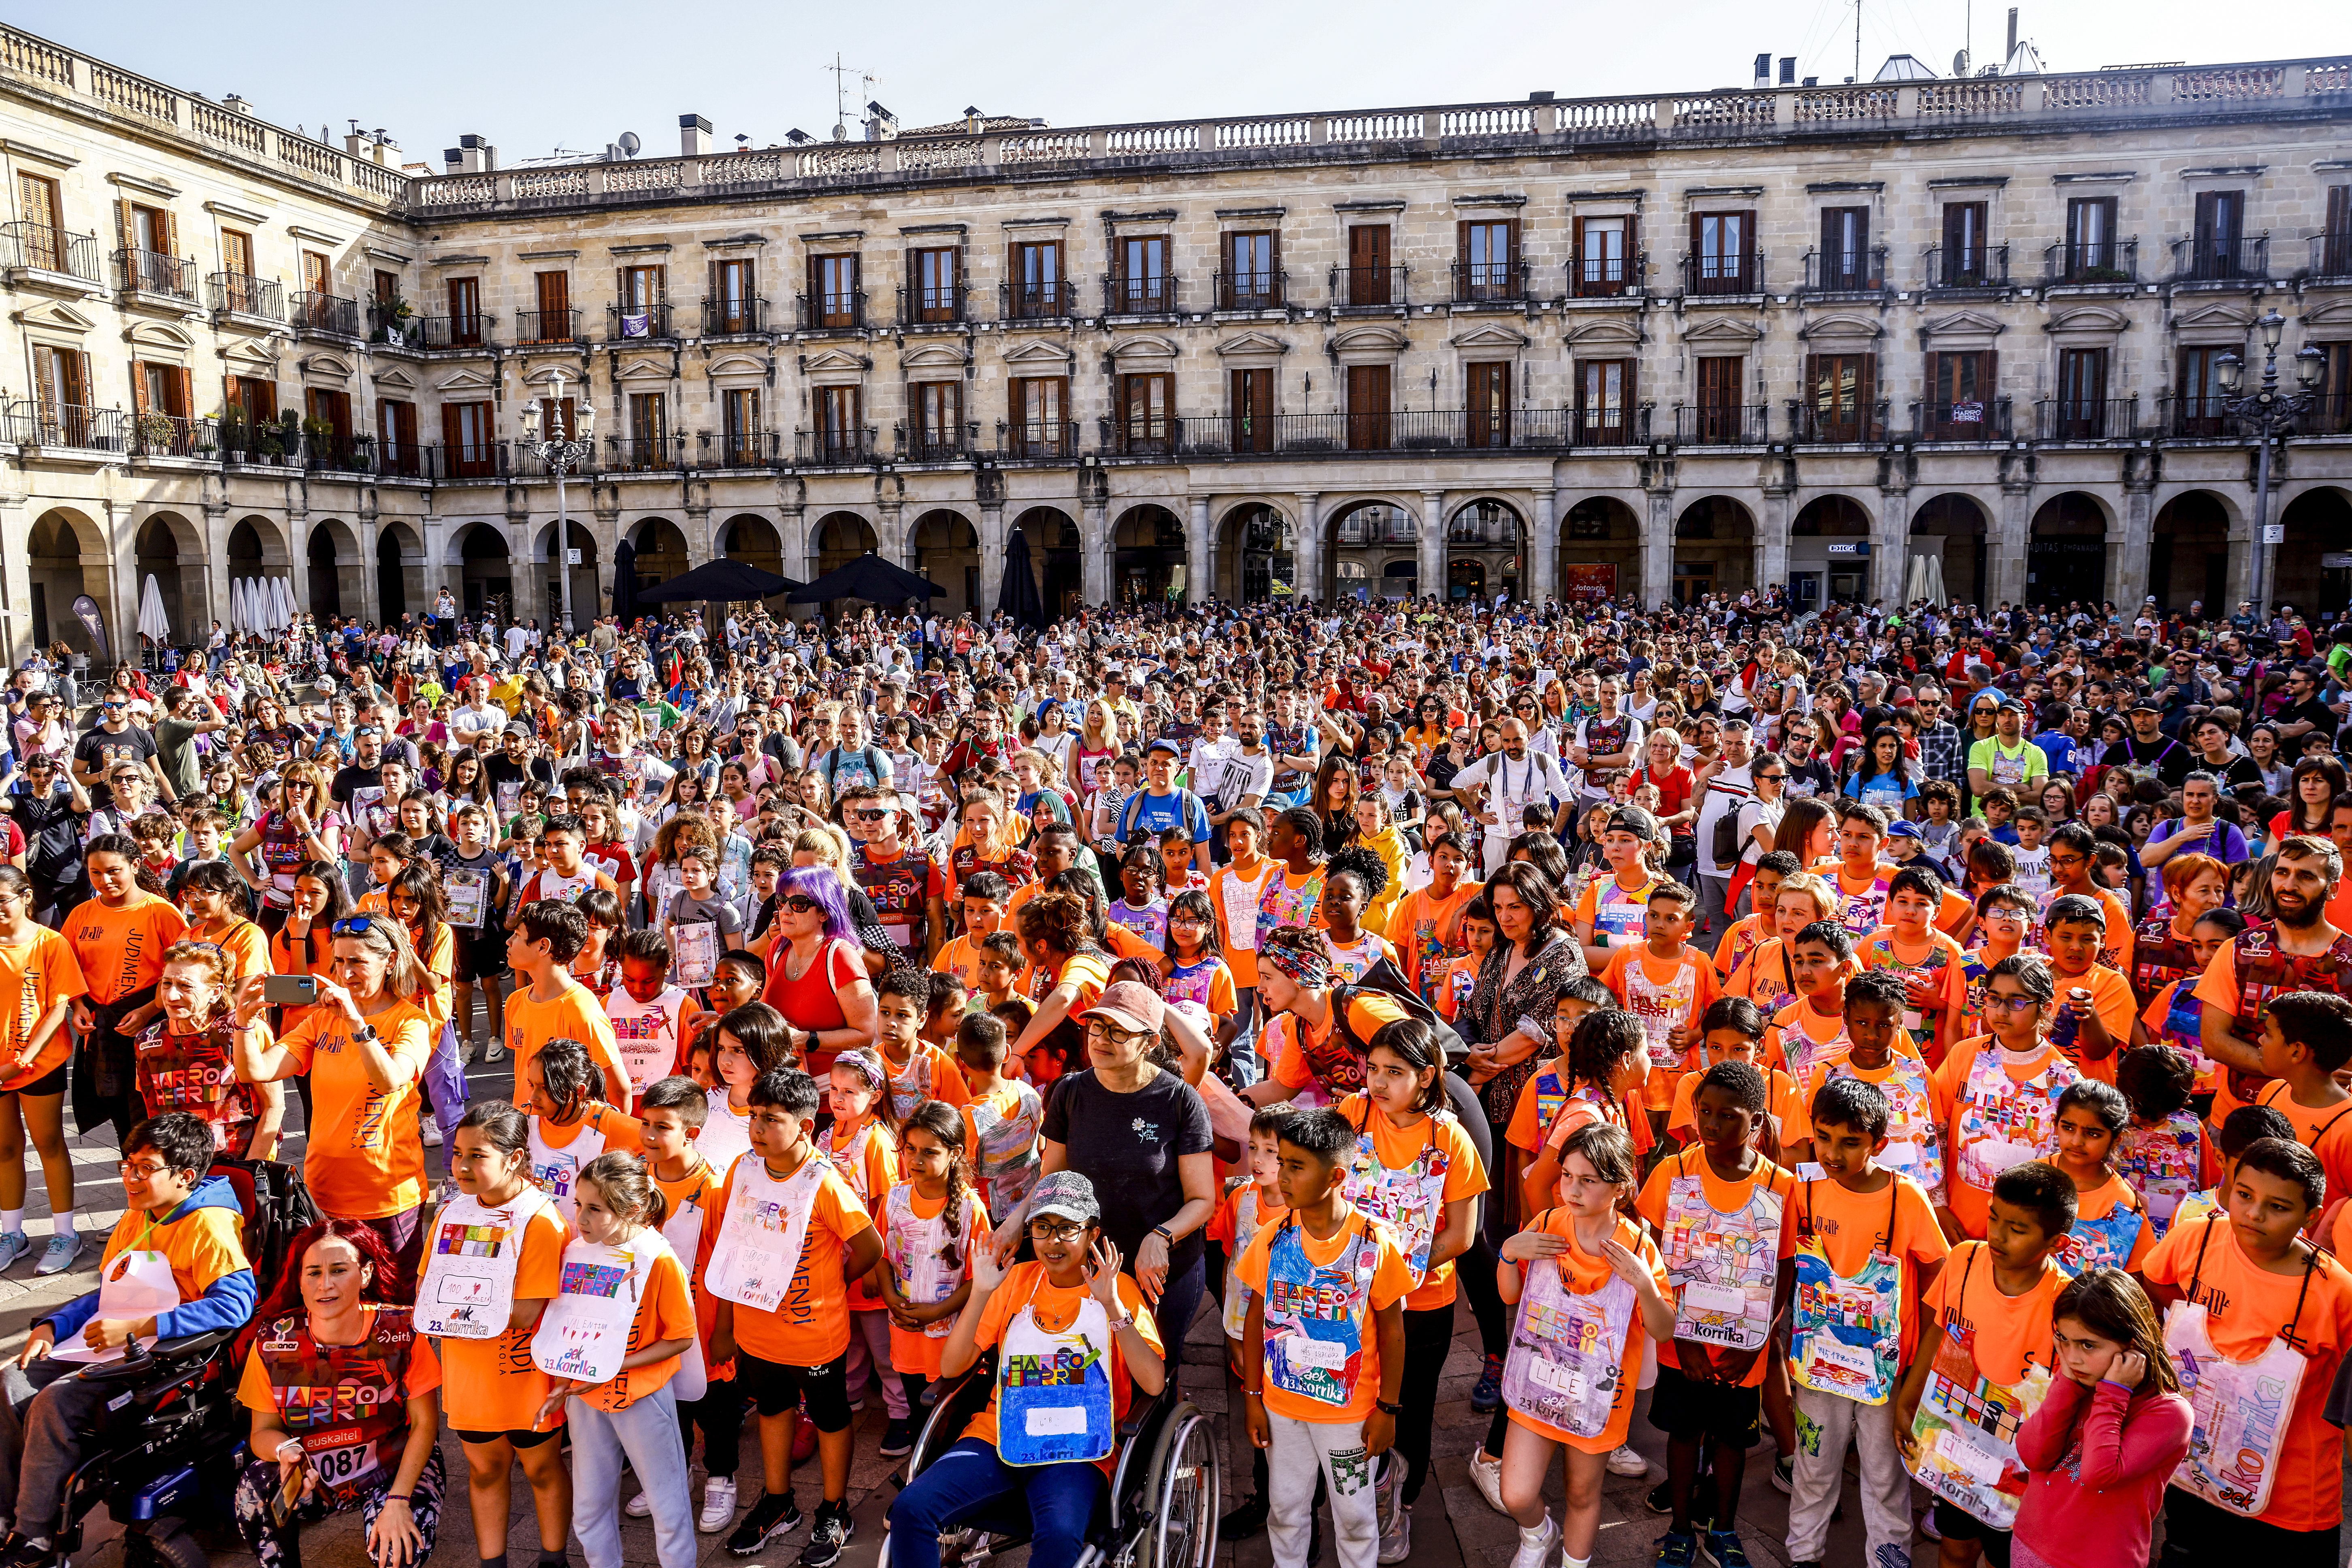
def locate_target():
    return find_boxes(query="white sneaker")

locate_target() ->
[626,1491,652,1519]
[1374,1454,1405,1546]
[1470,1446,1508,1517]
[422,1118,444,1148]
[484,1040,506,1063]
[699,1476,739,1534]
[1508,1513,1557,1568]
[1378,1503,1411,1565]
[1606,1443,1649,1478]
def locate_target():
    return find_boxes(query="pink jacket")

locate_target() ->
[2012,1376,2193,1568]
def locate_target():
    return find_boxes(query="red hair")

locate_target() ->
[249,1218,411,1331]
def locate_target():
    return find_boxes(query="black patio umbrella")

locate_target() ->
[636,557,804,604]
[996,525,1046,629]
[611,537,639,626]
[786,550,942,607]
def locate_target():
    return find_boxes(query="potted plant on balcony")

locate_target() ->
[136,411,176,454]
[373,295,414,345]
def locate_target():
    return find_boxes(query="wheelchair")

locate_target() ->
[878,1354,1222,1568]
[43,1156,315,1568]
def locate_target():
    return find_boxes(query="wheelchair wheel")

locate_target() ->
[1142,1406,1219,1568]
[124,1521,207,1568]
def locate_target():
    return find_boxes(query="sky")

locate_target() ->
[16,0,2350,167]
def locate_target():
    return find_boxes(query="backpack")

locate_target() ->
[819,745,886,795]
[1120,786,1201,848]
[1709,784,1746,867]
[1328,957,1469,1066]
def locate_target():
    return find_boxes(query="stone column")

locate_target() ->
[0,492,30,665]
[1294,493,1322,602]
[1419,490,1447,605]
[1644,491,1675,611]
[1187,496,1212,606]
[509,518,541,631]
[1080,500,1109,606]
[1758,491,1792,597]
[358,518,381,627]
[1874,488,1909,607]
[2223,509,2255,609]
[102,499,134,663]
[978,502,1006,607]
[1992,483,2033,607]
[2112,469,2154,609]
[1529,487,1559,605]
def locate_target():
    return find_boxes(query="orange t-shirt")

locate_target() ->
[1930,1035,2076,1237]
[0,928,85,1093]
[1387,880,1483,998]
[1712,912,1774,982]
[1503,1209,1670,1455]
[505,978,628,1105]
[578,1240,698,1412]
[279,999,434,1219]
[1923,1239,2066,1386]
[235,1302,442,1416]
[1235,1206,1417,1424]
[2143,1216,2352,1531]
[1601,946,1720,1111]
[931,934,991,992]
[1272,992,1411,1094]
[1783,1171,1950,1360]
[2042,962,2137,1084]
[1858,925,1971,1061]
[700,1152,873,1366]
[1766,996,1921,1082]
[961,1263,1161,1469]
[184,916,271,986]
[411,922,456,1039]
[1336,1094,1490,1309]
[1668,1062,1804,1148]
[64,891,187,1004]
[2253,1081,2352,1216]
[437,1193,571,1433]
[653,1156,727,1373]
[1634,1146,1797,1387]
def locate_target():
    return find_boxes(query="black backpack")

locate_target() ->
[1329,957,1468,1066]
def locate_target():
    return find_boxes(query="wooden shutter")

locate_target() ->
[441,402,462,452]
[1504,219,1521,268]
[163,209,179,261]
[2194,190,2219,243]
[130,361,150,416]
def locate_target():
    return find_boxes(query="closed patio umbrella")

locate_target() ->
[271,576,293,631]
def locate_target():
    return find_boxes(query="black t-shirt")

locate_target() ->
[1780,758,1839,800]
[330,762,385,806]
[1040,1067,1214,1278]
[72,723,155,811]
[2277,699,2342,753]
[2197,752,2265,793]
[2112,734,2194,788]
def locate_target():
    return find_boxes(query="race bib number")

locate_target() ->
[306,1440,378,1489]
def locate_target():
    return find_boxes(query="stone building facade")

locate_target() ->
[2,26,2350,658]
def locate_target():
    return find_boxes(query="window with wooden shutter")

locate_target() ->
[818,384,863,459]
[15,174,60,271]
[2064,198,2118,279]
[811,254,860,328]
[445,400,494,476]
[1223,233,1278,310]
[1577,360,1631,442]
[2177,347,2231,435]
[1120,373,1173,454]
[379,399,417,475]
[447,277,483,345]
[532,271,571,341]
[1807,353,1875,441]
[1229,369,1275,453]
[1008,241,1063,319]
[912,381,963,456]
[1925,349,1997,437]
[710,258,755,334]
[228,375,278,424]
[1345,364,1391,450]
[1940,202,1989,285]
[306,387,352,447]
[907,247,959,323]
[1466,362,1511,447]
[302,250,331,295]
[626,392,668,466]
[221,227,254,280]
[1456,220,1517,302]
[1818,208,1871,290]
[1114,236,1170,313]
[1345,226,1391,306]
[2192,191,2245,280]
[1691,211,1753,294]
[1574,216,1630,297]
[373,269,398,305]
[1010,376,1068,455]
[2327,188,2352,277]
[1695,355,1745,442]
[616,264,666,337]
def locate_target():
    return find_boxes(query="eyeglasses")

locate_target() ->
[1986,995,2041,1012]
[1027,1219,1088,1243]
[852,807,888,822]
[1084,1018,1156,1050]
[117,1160,171,1179]
[1981,908,2028,925]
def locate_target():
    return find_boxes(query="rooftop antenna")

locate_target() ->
[1854,0,1864,85]
[824,55,879,141]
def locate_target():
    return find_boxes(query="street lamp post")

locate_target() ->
[2215,310,2326,622]
[519,369,597,635]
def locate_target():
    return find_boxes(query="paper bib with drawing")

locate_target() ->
[415,1189,554,1340]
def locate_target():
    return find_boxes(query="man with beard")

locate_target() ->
[2195,835,2352,1124]
[1692,718,1757,947]
[1449,716,1572,877]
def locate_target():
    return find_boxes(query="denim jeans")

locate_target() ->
[1150,1254,1206,1382]
[567,1383,694,1568]
[886,1438,1104,1568]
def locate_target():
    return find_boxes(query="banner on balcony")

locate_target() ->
[1951,401,1984,424]
[1561,565,1617,604]
[622,313,650,338]
[70,595,109,659]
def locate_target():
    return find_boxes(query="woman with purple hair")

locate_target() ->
[758,864,879,1076]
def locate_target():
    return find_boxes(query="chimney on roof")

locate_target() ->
[456,133,496,173]
[864,102,897,141]
[1753,53,1771,89]
[2007,8,2019,57]
[223,94,251,117]
[1781,56,1797,85]
[680,114,712,156]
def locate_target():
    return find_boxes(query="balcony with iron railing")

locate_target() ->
[1451,260,1528,305]
[373,440,427,479]
[113,247,194,300]
[898,422,978,462]
[703,298,767,336]
[1105,416,1177,458]
[897,281,967,326]
[416,313,494,350]
[1924,242,2010,290]
[0,222,100,283]
[999,419,1081,459]
[1681,251,1764,297]
[1102,273,1182,315]
[605,433,688,471]
[214,417,303,466]
[130,411,215,459]
[2171,233,2270,283]
[1912,396,2013,441]
[514,307,585,345]
[2045,238,2139,285]
[1001,279,1076,321]
[420,441,507,481]
[303,430,373,472]
[796,426,880,465]
[207,271,283,321]
[1672,403,1771,445]
[2164,393,2237,438]
[698,429,779,468]
[797,291,866,332]
[2303,390,2352,435]
[1330,264,1409,311]
[1787,398,1889,443]
[1215,269,1285,311]
[1570,250,1641,299]
[1800,245,1887,295]
[291,291,360,337]
[2309,232,2352,283]
[606,302,672,341]
[1170,407,1604,456]
[5,399,127,452]
[366,302,421,347]
[2034,396,2141,440]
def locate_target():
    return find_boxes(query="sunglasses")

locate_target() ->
[330,916,381,937]
[780,894,822,914]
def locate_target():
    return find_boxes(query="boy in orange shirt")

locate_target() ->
[1828,802,1896,939]
[930,871,1011,993]
[2250,992,2352,1205]
[1768,922,1914,1084]
[1666,997,1804,1153]
[1602,882,1719,1140]
[1238,1108,1415,1568]
[701,1068,882,1564]
[1574,810,1667,971]
[1388,831,1482,1004]
[2039,895,2137,1084]
[1860,866,1970,1066]
[504,899,628,1104]
[1436,897,1496,1025]
[1713,852,1800,984]
[1726,874,1842,1021]
[1635,1061,1796,1568]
